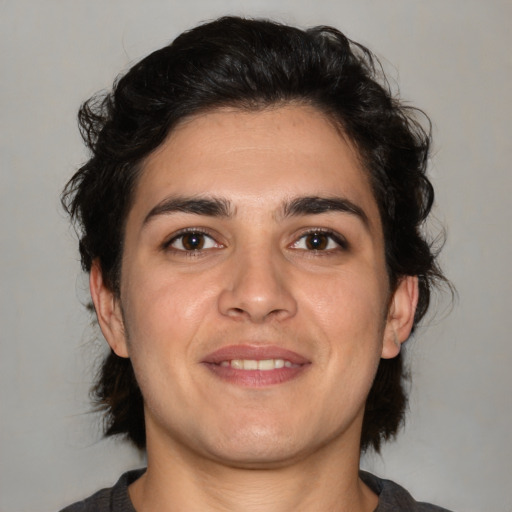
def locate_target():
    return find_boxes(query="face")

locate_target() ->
[92,105,417,468]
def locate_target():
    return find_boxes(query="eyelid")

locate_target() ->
[161,226,347,255]
[162,227,223,252]
[291,228,349,251]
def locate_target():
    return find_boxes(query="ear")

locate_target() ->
[89,261,129,358]
[381,275,419,359]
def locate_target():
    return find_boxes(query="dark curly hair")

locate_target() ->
[62,16,447,453]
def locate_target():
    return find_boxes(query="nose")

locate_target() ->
[218,247,298,323]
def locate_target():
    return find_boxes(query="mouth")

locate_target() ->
[202,345,310,387]
[219,358,300,370]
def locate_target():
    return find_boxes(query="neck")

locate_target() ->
[129,425,377,512]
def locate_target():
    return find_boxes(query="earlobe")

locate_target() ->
[381,275,419,359]
[89,261,129,358]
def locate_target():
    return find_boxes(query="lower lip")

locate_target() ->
[203,363,309,387]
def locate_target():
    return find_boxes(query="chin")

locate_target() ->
[209,444,306,469]
[200,421,316,468]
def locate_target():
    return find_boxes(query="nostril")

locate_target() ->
[218,279,298,322]
[224,307,249,319]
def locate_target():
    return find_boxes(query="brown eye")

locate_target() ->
[291,230,347,252]
[181,232,205,250]
[169,231,219,251]
[305,233,329,250]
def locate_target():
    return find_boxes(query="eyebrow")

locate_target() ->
[282,196,369,227]
[143,194,369,228]
[143,196,233,224]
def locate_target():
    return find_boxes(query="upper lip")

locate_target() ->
[202,345,310,365]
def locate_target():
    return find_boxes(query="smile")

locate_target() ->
[219,359,300,370]
[203,345,310,387]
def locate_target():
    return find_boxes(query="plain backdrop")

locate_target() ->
[1,1,511,511]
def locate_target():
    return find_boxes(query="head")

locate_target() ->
[63,16,445,454]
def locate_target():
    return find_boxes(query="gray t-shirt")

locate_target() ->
[60,468,453,511]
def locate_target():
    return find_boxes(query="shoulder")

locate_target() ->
[59,469,145,512]
[360,471,454,512]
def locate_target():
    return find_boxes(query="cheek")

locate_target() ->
[299,267,389,395]
[303,268,388,339]
[120,274,206,400]
[123,264,218,340]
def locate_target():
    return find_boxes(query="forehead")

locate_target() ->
[130,105,380,228]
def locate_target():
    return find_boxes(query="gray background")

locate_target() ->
[1,1,511,511]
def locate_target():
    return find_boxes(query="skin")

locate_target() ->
[91,105,418,512]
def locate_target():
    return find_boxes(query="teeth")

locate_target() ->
[244,360,258,370]
[220,359,294,370]
[257,359,274,370]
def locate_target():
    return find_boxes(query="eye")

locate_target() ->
[292,231,347,251]
[167,231,220,251]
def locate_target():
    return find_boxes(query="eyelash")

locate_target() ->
[292,229,349,253]
[163,228,222,256]
[162,228,348,256]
